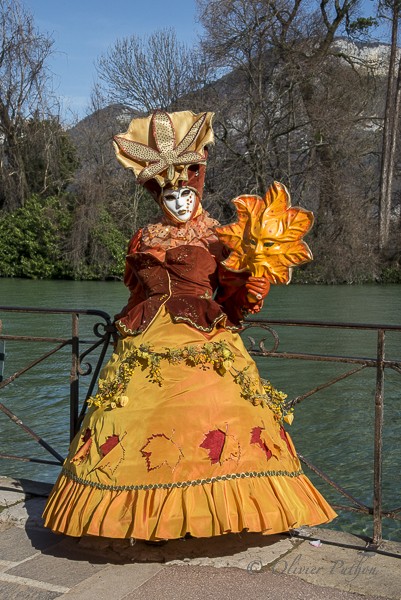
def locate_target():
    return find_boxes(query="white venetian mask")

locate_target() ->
[161,187,197,223]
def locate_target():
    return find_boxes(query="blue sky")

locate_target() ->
[24,0,386,123]
[24,0,200,122]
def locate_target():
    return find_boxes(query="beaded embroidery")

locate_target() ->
[62,466,304,491]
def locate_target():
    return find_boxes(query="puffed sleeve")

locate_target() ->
[215,265,264,324]
[207,239,264,324]
[114,229,146,323]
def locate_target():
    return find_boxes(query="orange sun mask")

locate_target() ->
[215,182,314,284]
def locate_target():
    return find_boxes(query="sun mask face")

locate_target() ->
[161,187,198,223]
[215,182,314,284]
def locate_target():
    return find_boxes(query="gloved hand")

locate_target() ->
[245,276,271,304]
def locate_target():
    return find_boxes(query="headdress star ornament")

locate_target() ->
[215,182,314,284]
[113,110,214,189]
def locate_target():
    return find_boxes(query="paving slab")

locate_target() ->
[298,525,377,547]
[0,509,399,600]
[164,533,296,569]
[380,538,401,557]
[0,521,12,534]
[0,488,26,508]
[6,539,106,589]
[0,524,61,562]
[76,530,297,569]
[272,531,401,599]
[0,477,53,498]
[61,563,164,599]
[0,496,46,528]
[121,564,389,600]
[0,579,62,600]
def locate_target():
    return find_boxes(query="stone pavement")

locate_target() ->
[0,476,400,600]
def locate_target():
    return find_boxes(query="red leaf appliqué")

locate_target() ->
[100,434,120,457]
[250,426,272,459]
[82,428,91,443]
[280,426,295,456]
[71,428,92,465]
[200,429,226,465]
[200,427,240,465]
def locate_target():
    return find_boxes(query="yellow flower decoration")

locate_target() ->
[215,181,314,284]
[284,413,294,425]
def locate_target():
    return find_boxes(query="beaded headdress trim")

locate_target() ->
[113,110,214,189]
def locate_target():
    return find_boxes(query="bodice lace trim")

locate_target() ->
[140,210,219,252]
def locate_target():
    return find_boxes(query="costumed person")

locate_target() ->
[43,110,336,540]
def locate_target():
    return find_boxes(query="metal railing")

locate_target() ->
[243,318,401,548]
[0,306,400,549]
[0,307,117,465]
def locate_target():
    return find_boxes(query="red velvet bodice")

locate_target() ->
[115,244,248,336]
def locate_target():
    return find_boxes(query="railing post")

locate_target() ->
[70,313,79,441]
[372,328,385,546]
[0,320,4,382]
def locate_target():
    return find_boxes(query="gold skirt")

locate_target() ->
[43,307,336,539]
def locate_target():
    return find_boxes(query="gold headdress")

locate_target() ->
[113,110,214,196]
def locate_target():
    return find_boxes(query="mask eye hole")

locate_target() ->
[249,239,257,246]
[181,189,191,197]
[264,241,274,247]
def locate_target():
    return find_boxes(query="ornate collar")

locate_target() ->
[140,211,220,252]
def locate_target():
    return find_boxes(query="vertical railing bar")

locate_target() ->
[70,313,79,442]
[76,330,113,428]
[373,328,385,546]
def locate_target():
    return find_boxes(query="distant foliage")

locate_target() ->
[0,0,400,283]
[0,196,129,280]
[21,117,79,197]
[69,209,128,281]
[0,0,55,211]
[0,196,71,278]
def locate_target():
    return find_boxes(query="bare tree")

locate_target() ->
[377,0,401,250]
[96,28,208,113]
[197,0,364,188]
[197,0,384,281]
[65,85,157,277]
[0,0,54,210]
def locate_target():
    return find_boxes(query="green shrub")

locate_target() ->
[0,195,72,279]
[0,196,130,280]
